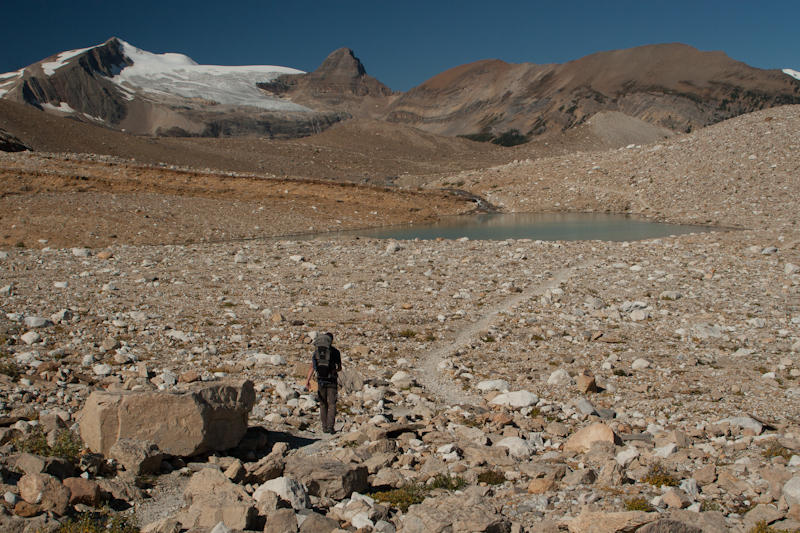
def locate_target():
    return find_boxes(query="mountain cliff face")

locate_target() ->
[0,38,347,138]
[385,44,800,138]
[258,48,394,118]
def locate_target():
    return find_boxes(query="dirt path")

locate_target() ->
[417,260,595,407]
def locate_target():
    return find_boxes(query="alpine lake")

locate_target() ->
[343,213,715,242]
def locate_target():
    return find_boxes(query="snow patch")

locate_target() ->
[83,113,105,123]
[113,40,311,111]
[42,47,93,76]
[41,102,76,114]
[783,68,800,81]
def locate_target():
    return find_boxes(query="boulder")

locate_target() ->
[565,509,656,532]
[402,492,511,533]
[79,380,255,456]
[637,520,702,533]
[254,476,309,510]
[564,423,619,454]
[62,477,103,506]
[264,509,298,533]
[176,468,257,531]
[18,473,70,516]
[285,457,368,499]
[109,439,166,475]
[495,436,535,459]
[489,390,538,409]
[784,476,800,507]
[298,511,340,532]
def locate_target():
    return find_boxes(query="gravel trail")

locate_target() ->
[417,260,594,407]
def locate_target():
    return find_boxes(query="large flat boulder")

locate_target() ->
[176,468,257,531]
[284,457,368,499]
[79,380,255,457]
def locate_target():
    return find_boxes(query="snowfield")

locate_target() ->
[113,40,312,112]
[41,47,92,76]
[783,68,800,81]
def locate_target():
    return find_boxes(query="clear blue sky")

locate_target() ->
[1,0,798,91]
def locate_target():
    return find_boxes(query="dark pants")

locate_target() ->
[318,384,338,432]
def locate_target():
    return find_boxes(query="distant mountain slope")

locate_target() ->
[386,43,800,138]
[0,38,346,137]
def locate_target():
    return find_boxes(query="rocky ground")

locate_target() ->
[0,107,799,532]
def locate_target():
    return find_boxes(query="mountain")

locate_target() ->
[385,43,800,138]
[0,37,348,138]
[2,40,799,145]
[257,48,394,118]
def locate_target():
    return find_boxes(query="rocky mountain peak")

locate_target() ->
[313,48,367,79]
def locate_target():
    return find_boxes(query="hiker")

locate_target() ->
[304,332,342,433]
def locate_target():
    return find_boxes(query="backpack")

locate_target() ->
[314,334,334,380]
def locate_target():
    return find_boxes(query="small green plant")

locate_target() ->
[613,369,628,377]
[52,429,84,463]
[13,427,50,456]
[425,334,436,342]
[371,474,467,512]
[700,500,722,512]
[642,463,678,487]
[429,473,467,491]
[481,335,496,343]
[747,520,793,533]
[55,510,139,533]
[371,484,428,512]
[14,427,84,464]
[397,329,417,339]
[624,497,653,512]
[477,470,506,485]
[762,442,793,461]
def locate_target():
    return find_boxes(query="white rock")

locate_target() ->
[129,311,148,322]
[71,247,91,257]
[616,447,640,467]
[659,291,682,301]
[254,477,309,510]
[722,416,763,435]
[654,443,677,458]
[23,316,51,328]
[476,379,510,392]
[390,371,413,388]
[351,512,374,529]
[289,255,304,262]
[20,331,41,345]
[0,285,11,296]
[631,358,651,370]
[547,369,574,386]
[53,281,68,289]
[783,476,800,506]
[274,381,298,401]
[93,364,114,376]
[165,330,191,342]
[630,309,649,321]
[489,390,539,409]
[786,263,800,275]
[51,309,73,323]
[374,520,396,533]
[385,242,401,253]
[0,251,8,259]
[496,436,535,459]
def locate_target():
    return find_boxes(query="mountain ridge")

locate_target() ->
[1,39,799,143]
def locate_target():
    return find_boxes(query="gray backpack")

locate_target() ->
[314,334,333,380]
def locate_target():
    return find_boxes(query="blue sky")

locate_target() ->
[1,0,798,91]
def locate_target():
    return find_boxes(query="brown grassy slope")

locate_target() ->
[0,100,512,182]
